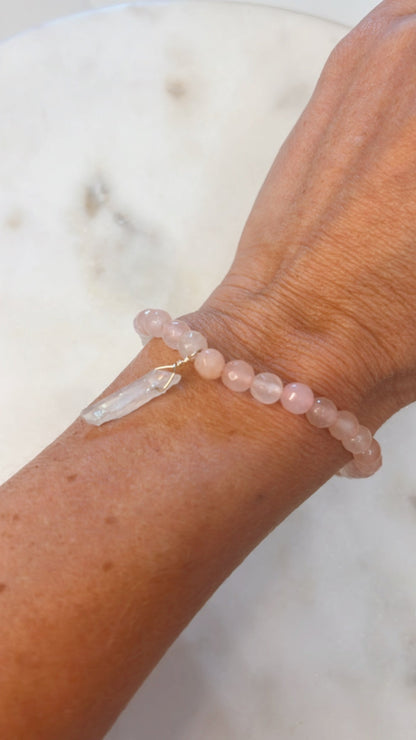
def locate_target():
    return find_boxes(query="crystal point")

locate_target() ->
[81,369,181,426]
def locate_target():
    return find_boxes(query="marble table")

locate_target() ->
[0,0,379,40]
[1,3,415,739]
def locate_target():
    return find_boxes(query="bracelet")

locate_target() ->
[81,308,382,479]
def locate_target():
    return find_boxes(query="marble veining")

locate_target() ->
[0,3,415,740]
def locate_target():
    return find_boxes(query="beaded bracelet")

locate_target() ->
[81,308,382,479]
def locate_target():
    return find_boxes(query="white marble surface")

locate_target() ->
[1,3,416,739]
[0,0,379,40]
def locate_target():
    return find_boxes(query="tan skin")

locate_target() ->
[1,1,416,737]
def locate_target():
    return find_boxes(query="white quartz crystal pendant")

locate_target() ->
[81,368,181,426]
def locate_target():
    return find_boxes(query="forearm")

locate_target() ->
[0,320,354,740]
[4,3,416,736]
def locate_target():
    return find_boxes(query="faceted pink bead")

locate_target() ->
[337,437,382,478]
[337,459,364,478]
[222,360,255,392]
[133,308,171,338]
[329,410,359,441]
[250,372,283,405]
[178,330,208,359]
[342,425,373,454]
[162,320,190,350]
[194,348,225,380]
[133,310,150,337]
[353,455,382,477]
[305,397,338,428]
[280,382,314,415]
[133,310,148,336]
[354,439,382,475]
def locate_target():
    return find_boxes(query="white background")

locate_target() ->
[0,0,379,41]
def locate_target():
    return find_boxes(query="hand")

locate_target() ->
[189,0,416,432]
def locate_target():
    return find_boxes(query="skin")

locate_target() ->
[1,1,416,737]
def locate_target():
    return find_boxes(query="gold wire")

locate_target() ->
[154,355,195,392]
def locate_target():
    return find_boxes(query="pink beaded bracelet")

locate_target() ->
[81,308,382,479]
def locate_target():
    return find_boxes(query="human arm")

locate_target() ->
[1,1,416,737]
[0,331,350,740]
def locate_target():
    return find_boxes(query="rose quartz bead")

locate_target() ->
[337,460,364,478]
[177,330,208,359]
[133,308,171,338]
[133,310,149,336]
[280,382,314,415]
[328,410,359,441]
[354,439,382,474]
[250,372,283,405]
[305,397,338,428]
[222,360,255,392]
[194,348,225,379]
[162,320,190,350]
[342,425,373,454]
[353,455,382,477]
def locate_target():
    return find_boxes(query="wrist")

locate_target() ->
[185,296,369,425]
[193,279,404,434]
[94,300,383,492]
[132,306,368,481]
